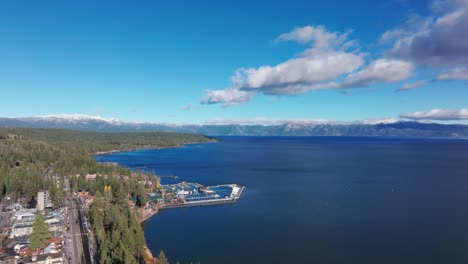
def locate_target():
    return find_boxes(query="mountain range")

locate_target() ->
[1,115,468,138]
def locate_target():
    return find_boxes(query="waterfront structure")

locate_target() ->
[158,183,244,209]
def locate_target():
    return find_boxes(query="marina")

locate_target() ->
[157,182,244,209]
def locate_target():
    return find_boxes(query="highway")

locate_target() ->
[67,198,92,264]
[74,198,92,264]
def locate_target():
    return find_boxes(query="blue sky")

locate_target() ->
[1,0,467,123]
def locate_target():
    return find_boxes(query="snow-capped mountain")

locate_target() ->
[21,114,123,125]
[0,115,467,138]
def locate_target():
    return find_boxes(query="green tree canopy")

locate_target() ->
[0,126,209,263]
[158,250,169,264]
[29,214,51,250]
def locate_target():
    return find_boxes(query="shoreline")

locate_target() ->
[91,139,222,263]
[92,140,218,156]
[131,207,160,263]
[91,140,218,263]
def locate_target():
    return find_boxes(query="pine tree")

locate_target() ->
[48,179,64,208]
[29,214,51,250]
[158,250,169,264]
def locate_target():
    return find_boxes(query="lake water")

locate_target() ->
[95,136,468,264]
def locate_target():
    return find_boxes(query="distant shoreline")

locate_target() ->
[92,140,218,156]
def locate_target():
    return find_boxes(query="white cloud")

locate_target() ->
[384,1,468,67]
[239,49,362,94]
[200,88,254,107]
[201,2,468,107]
[201,25,366,106]
[400,108,468,120]
[395,80,427,92]
[255,82,340,95]
[435,7,466,27]
[181,104,194,111]
[342,59,415,88]
[379,14,432,44]
[436,67,468,80]
[274,25,352,47]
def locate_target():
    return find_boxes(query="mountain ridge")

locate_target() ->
[1,115,468,138]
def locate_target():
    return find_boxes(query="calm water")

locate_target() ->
[95,136,468,264]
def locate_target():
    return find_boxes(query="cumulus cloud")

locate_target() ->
[341,59,415,88]
[201,25,367,106]
[201,2,468,107]
[384,0,468,67]
[395,80,427,92]
[400,108,468,120]
[200,88,254,107]
[436,67,468,80]
[238,51,363,94]
[274,25,352,47]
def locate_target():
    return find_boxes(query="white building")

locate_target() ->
[85,173,97,180]
[138,180,153,186]
[176,190,190,196]
[9,222,34,238]
[37,190,52,211]
[23,253,63,264]
[13,210,36,221]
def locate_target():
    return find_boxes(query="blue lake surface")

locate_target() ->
[95,136,468,264]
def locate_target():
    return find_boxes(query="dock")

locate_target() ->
[157,174,178,179]
[157,183,244,210]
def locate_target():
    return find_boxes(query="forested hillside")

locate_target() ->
[0,126,215,153]
[0,126,214,202]
[0,126,215,263]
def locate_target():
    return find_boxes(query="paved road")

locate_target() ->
[74,198,92,264]
[68,198,88,264]
[42,166,52,180]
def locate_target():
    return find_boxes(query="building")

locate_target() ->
[85,173,97,180]
[7,203,23,211]
[37,191,52,211]
[76,191,89,197]
[22,253,63,264]
[138,180,153,189]
[9,222,34,238]
[12,211,36,222]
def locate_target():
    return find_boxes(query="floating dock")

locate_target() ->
[158,183,244,209]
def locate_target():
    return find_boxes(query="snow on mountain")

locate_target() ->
[359,118,399,125]
[20,114,123,125]
[1,114,468,138]
[9,115,398,127]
